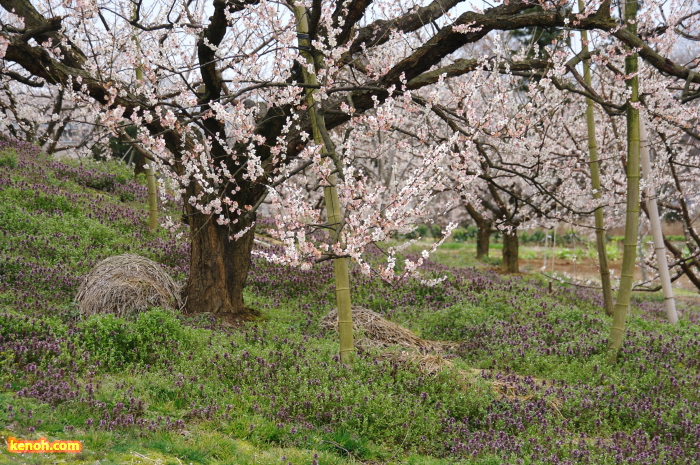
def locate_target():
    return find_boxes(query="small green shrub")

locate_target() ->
[453,226,478,242]
[562,249,576,260]
[606,243,620,261]
[114,173,129,185]
[84,173,116,191]
[422,302,494,340]
[586,243,620,261]
[0,148,18,168]
[33,192,81,215]
[322,427,372,459]
[77,308,195,369]
[403,224,429,239]
[119,192,135,202]
[79,313,139,368]
[134,308,191,352]
[452,227,468,242]
[86,222,118,246]
[401,223,445,239]
[520,229,546,244]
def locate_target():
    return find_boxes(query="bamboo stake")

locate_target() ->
[640,118,678,323]
[637,222,648,283]
[133,4,158,231]
[578,0,613,316]
[609,0,641,363]
[146,164,158,230]
[292,3,354,364]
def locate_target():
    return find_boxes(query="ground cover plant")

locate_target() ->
[1,140,699,464]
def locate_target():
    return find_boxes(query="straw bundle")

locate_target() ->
[377,351,456,375]
[320,306,442,351]
[76,254,182,318]
[321,309,556,403]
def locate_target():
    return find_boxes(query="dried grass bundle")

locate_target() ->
[377,351,456,375]
[76,254,182,318]
[320,306,442,351]
[321,309,557,403]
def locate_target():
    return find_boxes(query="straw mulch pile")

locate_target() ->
[76,254,182,318]
[376,351,458,376]
[329,310,470,382]
[320,307,555,402]
[320,307,446,352]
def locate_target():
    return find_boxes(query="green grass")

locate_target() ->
[402,238,617,270]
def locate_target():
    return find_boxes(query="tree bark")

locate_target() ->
[184,211,256,316]
[664,238,700,290]
[476,226,491,260]
[502,228,520,273]
[465,202,492,260]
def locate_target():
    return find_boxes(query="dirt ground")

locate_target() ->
[520,255,698,293]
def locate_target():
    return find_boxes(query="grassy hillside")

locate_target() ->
[1,139,699,464]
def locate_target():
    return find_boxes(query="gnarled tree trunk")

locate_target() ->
[184,211,256,316]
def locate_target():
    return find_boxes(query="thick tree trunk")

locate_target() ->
[502,229,520,273]
[184,212,256,316]
[476,226,491,260]
[465,202,492,260]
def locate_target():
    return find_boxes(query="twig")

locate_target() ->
[320,439,352,458]
[541,272,609,290]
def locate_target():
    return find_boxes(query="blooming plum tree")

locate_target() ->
[1,0,698,338]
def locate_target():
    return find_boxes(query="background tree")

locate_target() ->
[0,81,99,154]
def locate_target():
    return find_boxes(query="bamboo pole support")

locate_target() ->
[133,5,158,231]
[578,0,613,316]
[609,0,641,363]
[640,118,678,323]
[292,3,354,364]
